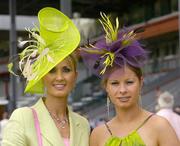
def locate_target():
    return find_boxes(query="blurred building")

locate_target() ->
[0,1,179,120]
[72,0,180,120]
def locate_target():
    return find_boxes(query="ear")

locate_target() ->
[104,83,110,94]
[72,71,78,90]
[75,71,78,78]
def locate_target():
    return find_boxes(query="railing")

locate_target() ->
[143,67,180,94]
[144,55,180,75]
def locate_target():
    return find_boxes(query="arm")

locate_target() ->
[1,109,26,146]
[89,128,99,146]
[90,126,104,146]
[90,124,108,146]
[157,117,180,146]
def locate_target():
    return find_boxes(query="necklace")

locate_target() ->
[49,112,69,129]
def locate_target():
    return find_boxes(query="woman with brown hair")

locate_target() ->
[80,13,180,146]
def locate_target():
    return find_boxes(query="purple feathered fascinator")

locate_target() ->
[80,13,148,77]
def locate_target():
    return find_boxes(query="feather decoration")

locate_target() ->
[100,52,115,74]
[99,12,119,43]
[8,27,58,81]
[80,12,147,77]
[8,63,18,76]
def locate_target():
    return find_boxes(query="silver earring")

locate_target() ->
[138,94,142,107]
[43,87,47,97]
[107,96,110,119]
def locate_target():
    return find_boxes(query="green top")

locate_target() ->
[105,131,145,146]
[104,114,154,146]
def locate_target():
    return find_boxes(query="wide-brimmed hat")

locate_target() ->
[80,13,148,78]
[8,7,80,93]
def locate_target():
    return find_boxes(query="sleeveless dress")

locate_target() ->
[104,114,154,146]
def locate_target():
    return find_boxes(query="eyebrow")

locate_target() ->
[62,64,73,68]
[108,77,136,81]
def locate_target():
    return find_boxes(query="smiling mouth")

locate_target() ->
[53,84,66,90]
[117,96,131,102]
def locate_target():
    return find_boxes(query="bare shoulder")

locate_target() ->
[149,114,180,146]
[91,124,107,138]
[145,114,172,133]
[90,124,109,146]
[150,114,172,130]
[139,112,168,131]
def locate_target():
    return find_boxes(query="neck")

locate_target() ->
[44,95,68,118]
[114,104,143,123]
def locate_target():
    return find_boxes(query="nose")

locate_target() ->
[55,70,64,81]
[118,84,127,94]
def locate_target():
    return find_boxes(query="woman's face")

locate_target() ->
[105,66,143,109]
[43,56,77,98]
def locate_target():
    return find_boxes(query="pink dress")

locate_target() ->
[63,138,70,146]
[157,109,180,140]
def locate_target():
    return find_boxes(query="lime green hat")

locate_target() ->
[11,7,80,93]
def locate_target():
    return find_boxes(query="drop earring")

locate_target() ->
[107,96,110,119]
[138,94,142,107]
[43,87,47,97]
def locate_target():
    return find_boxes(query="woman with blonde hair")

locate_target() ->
[2,7,90,146]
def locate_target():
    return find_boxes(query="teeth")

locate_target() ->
[54,84,65,89]
[54,84,64,87]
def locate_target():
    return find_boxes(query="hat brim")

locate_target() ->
[24,7,80,93]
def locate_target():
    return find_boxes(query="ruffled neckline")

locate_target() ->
[105,131,146,146]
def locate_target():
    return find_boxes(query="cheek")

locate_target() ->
[42,77,48,87]
[67,74,76,86]
[42,76,53,88]
[106,85,116,96]
[130,85,141,97]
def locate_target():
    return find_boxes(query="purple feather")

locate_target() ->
[80,27,148,78]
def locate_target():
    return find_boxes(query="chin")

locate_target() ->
[51,90,68,98]
[117,102,132,109]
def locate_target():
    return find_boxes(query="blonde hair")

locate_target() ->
[68,53,78,71]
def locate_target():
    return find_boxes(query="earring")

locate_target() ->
[43,87,47,97]
[138,94,142,107]
[107,96,110,119]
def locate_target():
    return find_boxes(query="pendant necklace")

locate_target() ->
[49,111,69,129]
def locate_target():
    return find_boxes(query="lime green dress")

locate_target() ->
[104,114,154,146]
